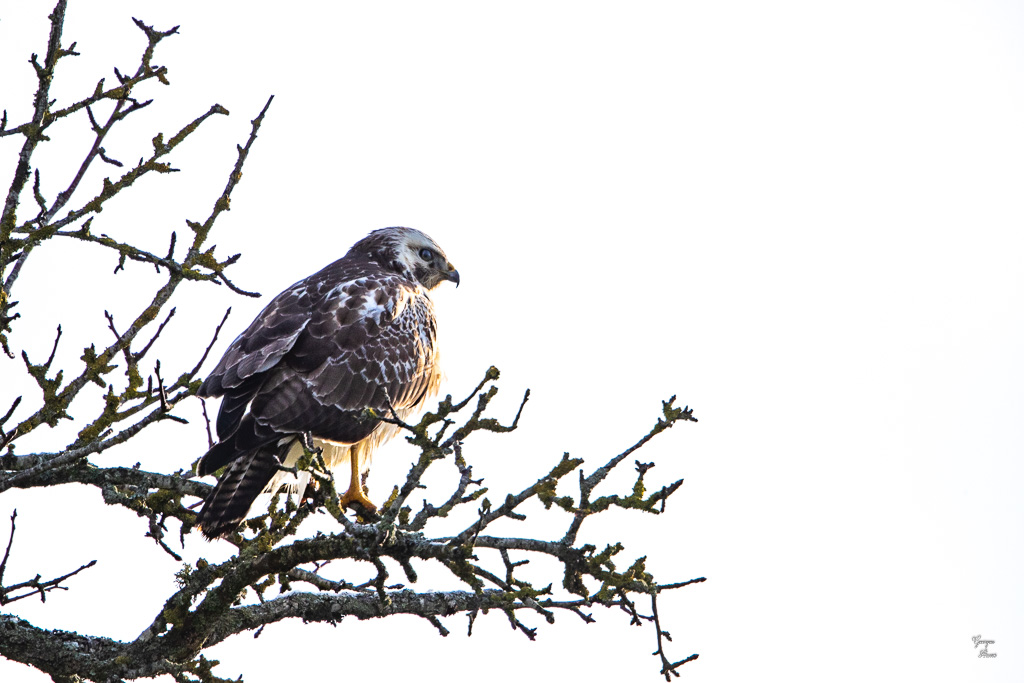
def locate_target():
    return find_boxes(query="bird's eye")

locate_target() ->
[419,248,433,261]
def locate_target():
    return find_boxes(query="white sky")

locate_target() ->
[1,2,1022,681]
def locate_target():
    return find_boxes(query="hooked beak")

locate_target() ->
[444,263,460,287]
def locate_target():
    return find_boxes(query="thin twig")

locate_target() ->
[0,510,16,590]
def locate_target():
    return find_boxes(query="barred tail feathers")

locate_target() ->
[196,438,292,539]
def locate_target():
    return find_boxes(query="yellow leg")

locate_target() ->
[338,449,377,514]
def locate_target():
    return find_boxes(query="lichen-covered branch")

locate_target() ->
[0,0,69,253]
[0,4,703,682]
[1,361,703,681]
[0,24,270,473]
[0,6,189,360]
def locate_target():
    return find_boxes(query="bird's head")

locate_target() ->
[351,227,459,290]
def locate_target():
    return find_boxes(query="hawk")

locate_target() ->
[194,227,459,539]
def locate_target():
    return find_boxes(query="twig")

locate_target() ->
[651,593,699,680]
[0,397,21,428]
[187,307,231,377]
[422,615,450,636]
[0,509,97,605]
[146,514,183,561]
[0,559,97,605]
[0,397,22,448]
[0,510,16,590]
[154,360,169,411]
[132,307,176,362]
[199,398,214,448]
[215,271,260,298]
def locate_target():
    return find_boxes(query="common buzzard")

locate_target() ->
[195,227,459,538]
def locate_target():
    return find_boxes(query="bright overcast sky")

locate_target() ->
[1,2,1022,682]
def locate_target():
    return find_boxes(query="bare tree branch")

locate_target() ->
[0,5,702,682]
[0,510,97,606]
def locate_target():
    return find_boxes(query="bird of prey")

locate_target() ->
[194,227,459,538]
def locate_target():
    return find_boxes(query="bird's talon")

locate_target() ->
[339,487,378,517]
